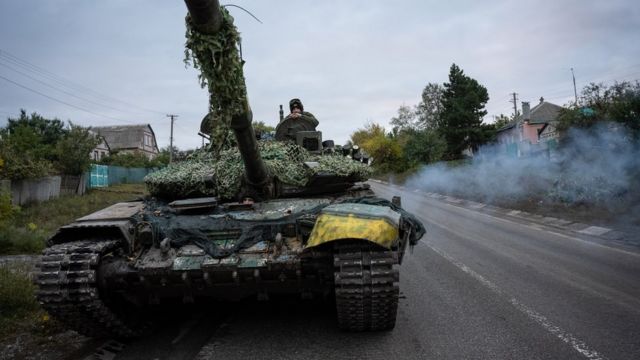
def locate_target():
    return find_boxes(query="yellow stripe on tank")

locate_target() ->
[306,213,399,249]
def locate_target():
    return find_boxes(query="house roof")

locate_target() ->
[88,130,111,151]
[91,124,158,152]
[497,101,564,133]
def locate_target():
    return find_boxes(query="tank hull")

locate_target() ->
[35,186,422,337]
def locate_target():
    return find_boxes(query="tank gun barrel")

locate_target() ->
[184,0,223,34]
[184,0,271,196]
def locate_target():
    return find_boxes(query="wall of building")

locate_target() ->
[523,123,545,144]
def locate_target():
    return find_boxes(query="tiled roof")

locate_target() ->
[497,101,564,132]
[91,124,157,152]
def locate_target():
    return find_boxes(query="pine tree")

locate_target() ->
[439,64,489,159]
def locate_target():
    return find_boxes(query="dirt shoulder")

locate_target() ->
[0,184,147,360]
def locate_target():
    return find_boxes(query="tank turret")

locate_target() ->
[185,0,271,196]
[34,2,425,339]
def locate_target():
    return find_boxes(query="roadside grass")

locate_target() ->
[0,263,66,347]
[0,183,147,255]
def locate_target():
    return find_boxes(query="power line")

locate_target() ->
[0,74,134,124]
[0,49,167,116]
[503,65,640,106]
[0,51,120,106]
[0,60,149,117]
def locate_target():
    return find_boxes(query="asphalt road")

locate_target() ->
[103,182,640,360]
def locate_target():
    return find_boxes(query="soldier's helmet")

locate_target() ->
[289,98,304,112]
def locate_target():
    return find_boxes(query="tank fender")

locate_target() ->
[46,201,144,250]
[305,203,401,249]
[47,221,135,250]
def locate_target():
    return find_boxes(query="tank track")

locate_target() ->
[35,239,141,339]
[334,242,399,331]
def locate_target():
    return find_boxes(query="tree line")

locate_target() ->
[351,63,497,173]
[0,110,170,181]
[350,64,640,174]
[557,81,640,137]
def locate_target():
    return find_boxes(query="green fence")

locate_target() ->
[506,143,518,157]
[87,165,158,189]
[89,165,108,188]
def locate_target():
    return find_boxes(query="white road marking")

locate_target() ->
[444,196,463,204]
[579,226,612,236]
[467,202,486,209]
[425,243,606,360]
[507,210,522,216]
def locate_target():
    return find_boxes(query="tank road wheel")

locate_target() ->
[333,242,400,331]
[35,239,141,339]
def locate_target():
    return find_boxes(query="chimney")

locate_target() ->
[539,96,544,104]
[279,104,284,122]
[522,102,531,123]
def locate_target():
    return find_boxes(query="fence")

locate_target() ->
[0,165,156,206]
[87,164,157,189]
[7,176,61,206]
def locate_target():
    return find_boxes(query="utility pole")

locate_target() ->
[166,114,178,163]
[571,68,578,105]
[509,92,519,118]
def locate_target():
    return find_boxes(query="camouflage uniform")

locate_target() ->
[285,98,319,127]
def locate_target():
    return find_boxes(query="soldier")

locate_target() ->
[285,98,319,127]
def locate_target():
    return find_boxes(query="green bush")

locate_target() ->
[100,151,167,168]
[0,190,19,222]
[0,265,39,320]
[0,225,46,255]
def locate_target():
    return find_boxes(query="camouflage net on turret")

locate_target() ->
[144,142,372,200]
[184,7,246,157]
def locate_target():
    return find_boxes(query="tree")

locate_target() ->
[390,105,418,134]
[416,83,444,130]
[101,152,157,168]
[0,120,53,180]
[493,114,511,130]
[6,109,65,162]
[253,121,275,135]
[350,122,386,147]
[350,122,405,172]
[439,64,490,159]
[55,123,100,175]
[403,129,446,165]
[558,81,640,137]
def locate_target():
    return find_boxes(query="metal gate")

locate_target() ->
[89,164,108,188]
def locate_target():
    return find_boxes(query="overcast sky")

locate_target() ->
[1,0,639,149]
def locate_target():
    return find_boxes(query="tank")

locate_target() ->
[34,0,425,338]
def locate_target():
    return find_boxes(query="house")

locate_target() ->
[91,124,159,159]
[496,98,563,157]
[89,130,110,161]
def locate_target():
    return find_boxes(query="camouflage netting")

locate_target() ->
[184,7,246,157]
[144,142,372,200]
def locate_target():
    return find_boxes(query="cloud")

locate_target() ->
[1,0,638,150]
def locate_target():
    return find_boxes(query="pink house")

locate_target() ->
[496,98,563,157]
